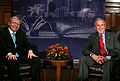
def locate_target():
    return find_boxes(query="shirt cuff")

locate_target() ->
[6,52,12,58]
[90,53,94,56]
[106,56,111,60]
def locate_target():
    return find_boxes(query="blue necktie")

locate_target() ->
[12,32,19,57]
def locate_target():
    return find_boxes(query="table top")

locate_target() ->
[44,58,73,66]
[44,58,73,62]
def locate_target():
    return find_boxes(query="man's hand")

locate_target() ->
[8,54,17,60]
[27,50,38,59]
[91,54,108,64]
[91,54,98,62]
[103,56,108,62]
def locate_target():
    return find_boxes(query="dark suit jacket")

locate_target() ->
[82,31,120,58]
[0,26,36,58]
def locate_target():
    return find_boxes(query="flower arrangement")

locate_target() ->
[46,43,72,60]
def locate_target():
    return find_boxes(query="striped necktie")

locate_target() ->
[12,32,19,57]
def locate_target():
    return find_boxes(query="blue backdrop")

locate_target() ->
[12,0,105,59]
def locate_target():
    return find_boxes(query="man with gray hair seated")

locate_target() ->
[78,18,120,81]
[0,16,40,81]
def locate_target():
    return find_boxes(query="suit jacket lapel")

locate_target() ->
[5,29,16,48]
[96,34,101,54]
[16,30,19,47]
[94,32,101,54]
[105,32,111,51]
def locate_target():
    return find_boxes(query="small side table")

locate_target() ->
[43,59,74,81]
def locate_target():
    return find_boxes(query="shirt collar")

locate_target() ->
[8,28,16,35]
[99,32,105,37]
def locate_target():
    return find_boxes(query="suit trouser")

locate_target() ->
[6,57,40,81]
[78,56,117,81]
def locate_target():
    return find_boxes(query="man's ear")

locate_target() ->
[8,22,10,26]
[105,25,106,29]
[94,26,96,30]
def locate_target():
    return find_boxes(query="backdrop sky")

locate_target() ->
[12,0,105,59]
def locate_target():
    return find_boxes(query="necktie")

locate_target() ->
[99,34,107,56]
[12,32,19,57]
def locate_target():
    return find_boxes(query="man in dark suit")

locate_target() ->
[0,16,40,81]
[78,18,120,81]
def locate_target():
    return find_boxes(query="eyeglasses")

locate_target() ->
[11,22,20,26]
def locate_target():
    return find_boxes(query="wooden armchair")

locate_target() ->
[0,63,31,81]
[88,58,120,81]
